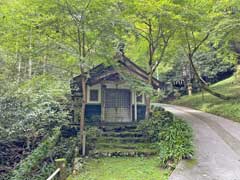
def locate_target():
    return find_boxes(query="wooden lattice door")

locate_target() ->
[104,89,131,122]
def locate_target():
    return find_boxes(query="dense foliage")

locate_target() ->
[6,128,79,180]
[195,52,235,83]
[138,107,174,142]
[0,76,69,178]
[85,126,102,152]
[0,0,240,179]
[158,119,194,166]
[160,51,235,98]
[138,107,193,167]
[10,128,60,180]
[0,76,68,143]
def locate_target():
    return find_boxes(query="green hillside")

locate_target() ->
[172,76,240,122]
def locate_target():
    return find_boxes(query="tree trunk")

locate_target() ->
[188,54,230,100]
[15,36,21,83]
[28,59,32,78]
[201,85,230,100]
[29,26,32,78]
[145,72,153,119]
[80,76,87,143]
[17,56,21,83]
[26,136,31,151]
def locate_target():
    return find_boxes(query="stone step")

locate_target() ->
[95,142,156,150]
[89,148,157,157]
[100,125,139,133]
[98,122,138,126]
[84,123,157,157]
[97,137,148,143]
[102,131,143,138]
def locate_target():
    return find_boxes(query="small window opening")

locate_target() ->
[90,89,99,102]
[137,92,143,103]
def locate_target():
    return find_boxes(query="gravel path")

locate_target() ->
[154,104,240,180]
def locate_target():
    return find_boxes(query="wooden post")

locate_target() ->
[188,83,192,96]
[72,146,80,175]
[101,84,106,121]
[82,131,86,156]
[134,91,137,121]
[80,76,87,146]
[55,158,67,180]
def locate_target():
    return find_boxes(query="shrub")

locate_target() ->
[9,128,80,180]
[86,126,102,140]
[52,136,79,164]
[10,128,61,180]
[85,126,102,152]
[138,107,193,167]
[138,107,173,142]
[158,119,193,166]
[61,125,78,138]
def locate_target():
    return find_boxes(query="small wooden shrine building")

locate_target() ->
[70,53,164,123]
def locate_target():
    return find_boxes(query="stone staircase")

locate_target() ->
[89,123,157,157]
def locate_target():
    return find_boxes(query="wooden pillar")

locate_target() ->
[101,84,106,121]
[55,158,67,180]
[130,91,133,122]
[80,77,87,144]
[82,131,86,156]
[134,91,137,121]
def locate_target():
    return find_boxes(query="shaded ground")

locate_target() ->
[172,76,240,122]
[67,156,169,180]
[157,104,240,180]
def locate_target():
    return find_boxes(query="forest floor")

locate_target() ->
[172,76,240,122]
[67,156,169,180]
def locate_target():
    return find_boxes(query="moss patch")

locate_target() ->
[185,159,198,169]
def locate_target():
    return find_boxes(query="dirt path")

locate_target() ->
[155,104,240,180]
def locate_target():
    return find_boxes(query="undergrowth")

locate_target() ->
[8,128,79,180]
[138,106,194,167]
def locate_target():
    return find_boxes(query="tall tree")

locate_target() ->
[121,0,179,117]
[175,0,231,100]
[45,0,122,144]
[213,0,240,64]
[1,0,122,148]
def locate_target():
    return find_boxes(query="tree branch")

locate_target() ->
[151,42,168,73]
[192,32,210,55]
[135,27,150,42]
[185,31,192,55]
